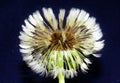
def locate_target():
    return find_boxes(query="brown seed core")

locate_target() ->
[49,31,77,51]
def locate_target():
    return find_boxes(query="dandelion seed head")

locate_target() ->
[19,8,104,79]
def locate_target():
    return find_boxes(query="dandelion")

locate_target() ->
[19,8,104,83]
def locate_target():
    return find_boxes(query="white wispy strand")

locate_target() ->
[19,43,31,48]
[28,12,45,32]
[66,8,80,27]
[81,63,88,72]
[59,9,65,30]
[20,48,34,53]
[94,40,104,51]
[28,15,37,26]
[19,32,33,41]
[84,58,92,64]
[93,54,102,58]
[42,8,58,30]
[76,10,87,26]
[92,24,103,40]
[22,25,33,36]
[84,17,96,29]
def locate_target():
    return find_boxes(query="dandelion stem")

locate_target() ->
[58,73,65,83]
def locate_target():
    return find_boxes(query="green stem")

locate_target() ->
[57,51,65,83]
[58,73,65,83]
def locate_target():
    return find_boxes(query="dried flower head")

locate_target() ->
[19,8,104,83]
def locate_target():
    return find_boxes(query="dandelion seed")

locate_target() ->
[19,8,104,83]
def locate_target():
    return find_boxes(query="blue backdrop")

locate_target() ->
[0,0,120,83]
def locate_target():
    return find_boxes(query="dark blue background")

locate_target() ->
[0,0,120,83]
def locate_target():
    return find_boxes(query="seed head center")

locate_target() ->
[49,31,77,51]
